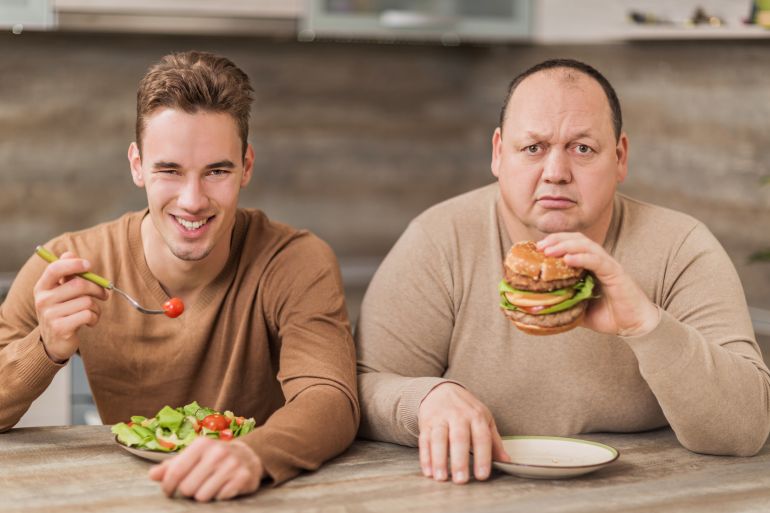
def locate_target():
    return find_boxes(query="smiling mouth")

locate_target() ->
[174,215,212,231]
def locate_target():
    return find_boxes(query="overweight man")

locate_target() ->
[356,58,770,485]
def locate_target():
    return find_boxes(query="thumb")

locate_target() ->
[490,424,511,463]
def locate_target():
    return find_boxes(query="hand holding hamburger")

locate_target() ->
[499,241,595,335]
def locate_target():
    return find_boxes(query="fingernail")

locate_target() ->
[477,466,489,479]
[82,260,90,269]
[422,466,432,477]
[454,470,466,483]
[434,469,446,481]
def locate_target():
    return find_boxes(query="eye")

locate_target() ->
[524,144,541,155]
[208,169,230,177]
[575,144,592,154]
[157,169,179,175]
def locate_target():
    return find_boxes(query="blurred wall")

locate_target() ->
[1,32,769,321]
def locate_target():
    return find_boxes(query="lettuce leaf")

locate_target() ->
[500,275,595,315]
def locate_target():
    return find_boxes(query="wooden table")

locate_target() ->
[2,426,770,512]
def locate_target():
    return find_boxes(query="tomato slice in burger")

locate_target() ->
[505,289,574,308]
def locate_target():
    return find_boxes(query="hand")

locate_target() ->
[418,382,510,484]
[537,233,660,337]
[33,252,108,362]
[148,437,265,502]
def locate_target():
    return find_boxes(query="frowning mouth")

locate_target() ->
[536,196,576,209]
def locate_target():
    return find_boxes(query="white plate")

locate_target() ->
[115,436,177,463]
[492,436,619,479]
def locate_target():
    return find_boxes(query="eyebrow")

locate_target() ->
[152,160,236,170]
[522,130,596,141]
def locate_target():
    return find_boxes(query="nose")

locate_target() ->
[541,148,572,185]
[177,176,209,213]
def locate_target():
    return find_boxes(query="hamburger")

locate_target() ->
[499,241,595,335]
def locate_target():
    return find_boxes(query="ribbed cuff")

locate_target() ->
[15,329,66,386]
[621,309,692,376]
[398,377,465,439]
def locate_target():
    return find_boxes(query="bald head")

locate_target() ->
[499,59,622,141]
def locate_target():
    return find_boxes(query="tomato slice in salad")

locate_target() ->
[201,414,230,432]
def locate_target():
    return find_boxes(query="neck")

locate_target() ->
[140,215,232,301]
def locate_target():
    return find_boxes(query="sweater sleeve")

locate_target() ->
[241,234,359,485]
[355,221,461,447]
[623,222,770,456]
[0,253,68,432]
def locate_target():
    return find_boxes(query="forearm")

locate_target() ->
[240,384,358,485]
[358,371,461,447]
[625,310,770,456]
[0,328,64,431]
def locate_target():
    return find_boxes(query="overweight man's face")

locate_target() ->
[129,108,253,263]
[491,69,628,242]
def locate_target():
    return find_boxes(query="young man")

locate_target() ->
[0,51,359,501]
[356,59,770,485]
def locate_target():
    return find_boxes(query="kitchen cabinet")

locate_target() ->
[300,0,532,43]
[0,0,54,30]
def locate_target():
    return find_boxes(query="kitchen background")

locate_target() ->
[1,0,769,426]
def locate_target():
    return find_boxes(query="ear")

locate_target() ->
[128,142,145,188]
[491,127,503,179]
[615,132,629,184]
[240,143,255,188]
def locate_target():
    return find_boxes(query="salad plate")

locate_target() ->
[115,436,174,462]
[112,401,257,462]
[492,436,619,479]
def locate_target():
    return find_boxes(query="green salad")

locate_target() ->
[112,401,256,452]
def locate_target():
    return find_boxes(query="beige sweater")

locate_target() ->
[356,183,770,456]
[0,209,359,484]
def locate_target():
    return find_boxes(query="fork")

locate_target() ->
[35,245,167,315]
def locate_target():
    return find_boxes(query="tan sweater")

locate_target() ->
[0,209,359,484]
[356,183,770,456]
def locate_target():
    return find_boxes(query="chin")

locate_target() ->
[167,243,215,262]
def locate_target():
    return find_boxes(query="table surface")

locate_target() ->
[2,425,770,513]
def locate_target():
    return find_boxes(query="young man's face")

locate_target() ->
[491,69,628,240]
[129,108,253,262]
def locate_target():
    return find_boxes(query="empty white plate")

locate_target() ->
[493,436,619,479]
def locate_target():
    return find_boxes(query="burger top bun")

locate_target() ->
[504,241,583,282]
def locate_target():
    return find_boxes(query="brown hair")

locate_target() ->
[135,51,254,157]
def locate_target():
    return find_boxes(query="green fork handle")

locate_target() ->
[35,246,113,289]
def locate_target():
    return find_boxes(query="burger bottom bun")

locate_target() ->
[502,301,587,336]
[510,312,584,335]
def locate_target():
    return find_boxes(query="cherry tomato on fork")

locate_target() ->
[162,297,184,318]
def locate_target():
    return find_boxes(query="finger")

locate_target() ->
[540,237,600,259]
[148,461,168,481]
[159,440,208,497]
[193,456,240,502]
[418,428,432,477]
[35,257,92,293]
[429,424,449,481]
[470,418,493,481]
[44,296,100,322]
[449,422,471,484]
[176,443,226,498]
[535,232,584,250]
[216,471,257,501]
[491,424,511,463]
[47,310,99,340]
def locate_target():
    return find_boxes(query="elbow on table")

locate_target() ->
[681,425,770,457]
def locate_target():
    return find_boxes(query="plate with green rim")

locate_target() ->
[492,435,619,479]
